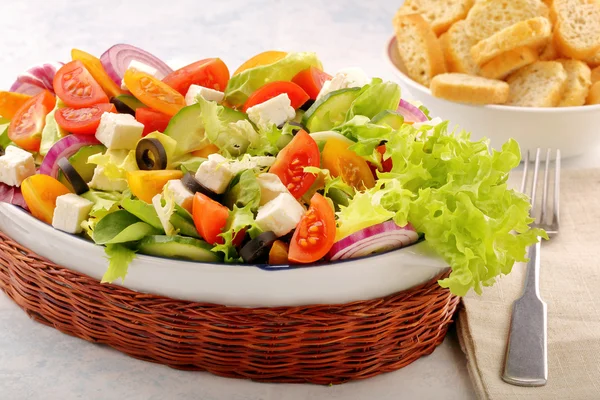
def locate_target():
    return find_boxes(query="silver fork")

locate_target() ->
[502,148,561,387]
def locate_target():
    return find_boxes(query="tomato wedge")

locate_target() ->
[162,58,230,95]
[234,51,287,76]
[269,130,320,199]
[288,193,336,264]
[322,138,375,191]
[242,81,310,112]
[123,69,185,117]
[71,48,124,98]
[55,103,116,135]
[268,240,289,265]
[135,107,171,136]
[21,174,71,225]
[0,91,32,119]
[292,67,332,100]
[192,192,230,245]
[53,60,109,108]
[8,90,55,151]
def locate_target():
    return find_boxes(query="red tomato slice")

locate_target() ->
[8,90,55,151]
[135,107,171,136]
[162,58,230,95]
[288,193,336,264]
[53,60,109,108]
[192,192,229,245]
[269,131,320,199]
[55,103,116,135]
[243,81,310,112]
[292,67,332,100]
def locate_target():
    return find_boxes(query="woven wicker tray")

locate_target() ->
[0,231,460,384]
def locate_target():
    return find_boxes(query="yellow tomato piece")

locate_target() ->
[71,48,124,98]
[233,51,287,76]
[21,174,71,225]
[123,70,185,117]
[322,138,375,191]
[127,170,183,203]
[191,144,220,158]
[0,91,32,119]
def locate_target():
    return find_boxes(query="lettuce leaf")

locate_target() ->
[212,204,263,262]
[88,149,138,186]
[223,169,261,211]
[152,192,178,236]
[346,79,401,120]
[80,190,123,237]
[39,99,67,156]
[225,52,323,106]
[101,243,137,284]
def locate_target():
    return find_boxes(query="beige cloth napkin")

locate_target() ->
[457,168,600,400]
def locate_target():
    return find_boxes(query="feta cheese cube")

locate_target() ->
[88,165,128,192]
[95,112,144,150]
[164,179,194,212]
[0,145,36,187]
[185,84,225,105]
[121,60,165,90]
[246,93,295,130]
[256,173,289,206]
[194,154,234,194]
[52,193,93,234]
[255,192,305,237]
[317,67,370,100]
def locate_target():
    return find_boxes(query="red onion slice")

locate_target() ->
[100,44,173,86]
[0,182,28,210]
[9,62,63,95]
[328,221,419,261]
[396,99,428,123]
[39,135,102,179]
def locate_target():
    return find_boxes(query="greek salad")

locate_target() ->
[0,45,544,296]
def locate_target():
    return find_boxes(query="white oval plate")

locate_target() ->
[0,203,448,307]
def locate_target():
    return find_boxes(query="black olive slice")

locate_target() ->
[240,231,279,264]
[57,157,89,195]
[110,97,136,116]
[181,172,220,201]
[299,99,315,112]
[0,145,4,157]
[136,138,168,171]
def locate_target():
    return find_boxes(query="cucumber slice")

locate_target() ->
[301,87,361,132]
[171,212,200,239]
[137,235,220,262]
[58,144,105,190]
[371,110,405,130]
[114,94,146,111]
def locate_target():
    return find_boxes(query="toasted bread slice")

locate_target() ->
[554,2,600,59]
[556,59,592,106]
[480,47,539,79]
[506,61,568,106]
[465,0,550,41]
[591,65,600,83]
[430,73,510,104]
[470,17,552,66]
[394,14,447,87]
[440,20,480,75]
[540,35,560,60]
[586,81,600,104]
[394,0,475,36]
[584,50,600,66]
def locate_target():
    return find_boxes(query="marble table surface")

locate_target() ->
[1,1,599,399]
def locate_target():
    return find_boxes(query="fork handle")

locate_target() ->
[502,240,548,386]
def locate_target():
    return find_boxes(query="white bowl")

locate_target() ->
[0,203,448,308]
[385,36,600,159]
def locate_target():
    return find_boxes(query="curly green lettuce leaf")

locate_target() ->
[80,190,124,237]
[39,99,67,156]
[223,169,261,211]
[101,243,137,284]
[152,191,178,236]
[225,52,323,106]
[334,115,392,159]
[88,149,138,182]
[212,204,263,262]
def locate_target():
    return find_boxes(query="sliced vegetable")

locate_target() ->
[123,69,185,116]
[21,174,71,224]
[135,107,171,135]
[396,99,428,123]
[328,221,418,261]
[268,130,319,198]
[110,94,146,115]
[0,92,32,119]
[57,157,89,195]
[8,90,55,151]
[137,235,219,262]
[268,240,289,265]
[371,110,405,130]
[233,51,287,75]
[39,134,101,178]
[288,193,336,264]
[55,103,116,135]
[57,144,105,189]
[192,192,229,245]
[0,183,28,210]
[126,170,183,203]
[239,231,278,263]
[9,62,63,95]
[191,143,219,158]
[71,48,124,98]
[292,67,332,100]
[322,138,375,190]
[302,87,361,132]
[135,138,168,170]
[99,44,173,86]
[242,81,310,112]
[163,58,230,94]
[53,60,109,108]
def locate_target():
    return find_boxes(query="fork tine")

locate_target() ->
[521,150,530,194]
[554,149,561,227]
[530,148,542,218]
[540,149,551,224]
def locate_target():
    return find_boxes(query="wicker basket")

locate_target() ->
[0,231,460,384]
